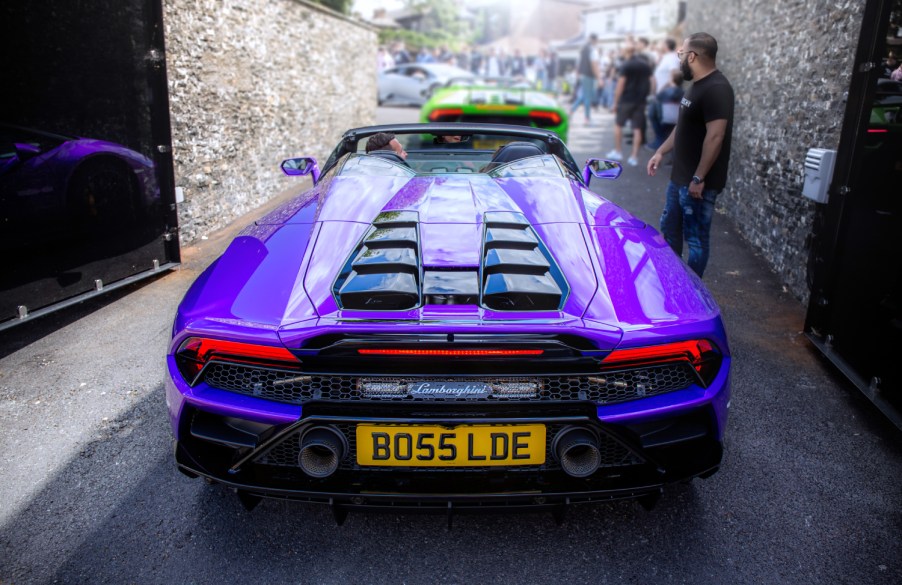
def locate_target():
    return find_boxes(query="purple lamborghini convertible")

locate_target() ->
[166,123,730,520]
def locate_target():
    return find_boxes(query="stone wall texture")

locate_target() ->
[163,0,376,244]
[686,0,865,302]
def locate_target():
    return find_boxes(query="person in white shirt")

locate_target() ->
[484,48,501,77]
[377,46,395,73]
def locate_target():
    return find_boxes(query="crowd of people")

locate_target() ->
[882,50,902,81]
[377,41,566,93]
[566,34,686,168]
[376,36,689,163]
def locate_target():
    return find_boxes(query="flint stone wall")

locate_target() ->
[163,0,376,244]
[686,0,865,302]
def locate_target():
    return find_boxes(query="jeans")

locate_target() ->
[600,79,615,108]
[647,99,665,148]
[660,180,720,277]
[570,75,597,119]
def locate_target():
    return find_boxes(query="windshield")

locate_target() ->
[340,131,579,178]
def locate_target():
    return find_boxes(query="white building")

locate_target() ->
[553,0,684,66]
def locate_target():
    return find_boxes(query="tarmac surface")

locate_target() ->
[0,106,900,584]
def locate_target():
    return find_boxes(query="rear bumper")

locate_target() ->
[174,405,723,510]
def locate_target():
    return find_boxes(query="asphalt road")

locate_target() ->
[1,106,900,585]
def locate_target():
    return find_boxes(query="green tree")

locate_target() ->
[378,0,479,55]
[310,0,352,15]
[403,0,474,44]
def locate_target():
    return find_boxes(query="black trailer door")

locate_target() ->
[806,0,902,427]
[0,0,179,329]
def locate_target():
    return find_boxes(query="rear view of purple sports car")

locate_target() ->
[166,124,730,520]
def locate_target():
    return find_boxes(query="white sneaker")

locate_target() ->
[627,156,639,167]
[605,149,623,161]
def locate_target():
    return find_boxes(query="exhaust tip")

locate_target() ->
[298,426,347,478]
[553,427,602,478]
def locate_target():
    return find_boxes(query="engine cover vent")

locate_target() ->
[480,212,568,311]
[335,211,421,310]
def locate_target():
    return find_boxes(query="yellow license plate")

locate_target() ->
[472,139,510,151]
[356,424,546,467]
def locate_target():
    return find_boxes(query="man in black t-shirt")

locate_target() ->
[646,32,734,277]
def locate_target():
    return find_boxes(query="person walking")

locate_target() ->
[606,43,653,166]
[646,32,734,278]
[569,33,600,125]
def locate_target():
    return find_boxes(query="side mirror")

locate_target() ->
[280,156,320,184]
[583,158,623,185]
[15,142,42,162]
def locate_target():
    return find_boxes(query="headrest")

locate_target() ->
[488,141,545,166]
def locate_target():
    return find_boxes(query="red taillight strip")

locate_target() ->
[530,110,562,125]
[601,340,715,369]
[428,108,463,121]
[178,337,298,364]
[868,128,888,133]
[357,349,544,357]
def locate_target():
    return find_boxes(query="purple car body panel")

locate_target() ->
[167,124,731,510]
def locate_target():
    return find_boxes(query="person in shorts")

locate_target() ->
[606,43,653,166]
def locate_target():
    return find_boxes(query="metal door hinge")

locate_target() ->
[146,49,165,68]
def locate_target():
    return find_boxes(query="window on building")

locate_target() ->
[650,14,660,29]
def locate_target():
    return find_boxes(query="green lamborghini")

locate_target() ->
[420,77,569,146]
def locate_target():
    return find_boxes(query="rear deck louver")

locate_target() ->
[335,211,420,310]
[481,212,567,311]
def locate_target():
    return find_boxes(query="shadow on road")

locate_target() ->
[0,388,726,584]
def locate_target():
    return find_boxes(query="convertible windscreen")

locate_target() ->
[343,133,571,177]
[340,152,568,178]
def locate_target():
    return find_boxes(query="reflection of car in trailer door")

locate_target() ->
[1,1,179,332]
[0,125,159,248]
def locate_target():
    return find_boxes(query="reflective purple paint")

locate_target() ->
[170,154,730,437]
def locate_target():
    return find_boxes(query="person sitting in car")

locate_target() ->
[433,134,471,149]
[365,132,408,160]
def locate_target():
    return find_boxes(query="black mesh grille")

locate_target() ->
[202,362,697,406]
[255,422,643,471]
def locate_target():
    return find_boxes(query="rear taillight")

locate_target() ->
[529,110,562,127]
[174,337,300,384]
[357,348,544,357]
[601,339,722,386]
[428,108,463,122]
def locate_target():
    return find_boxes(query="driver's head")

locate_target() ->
[440,135,462,143]
[366,132,407,159]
